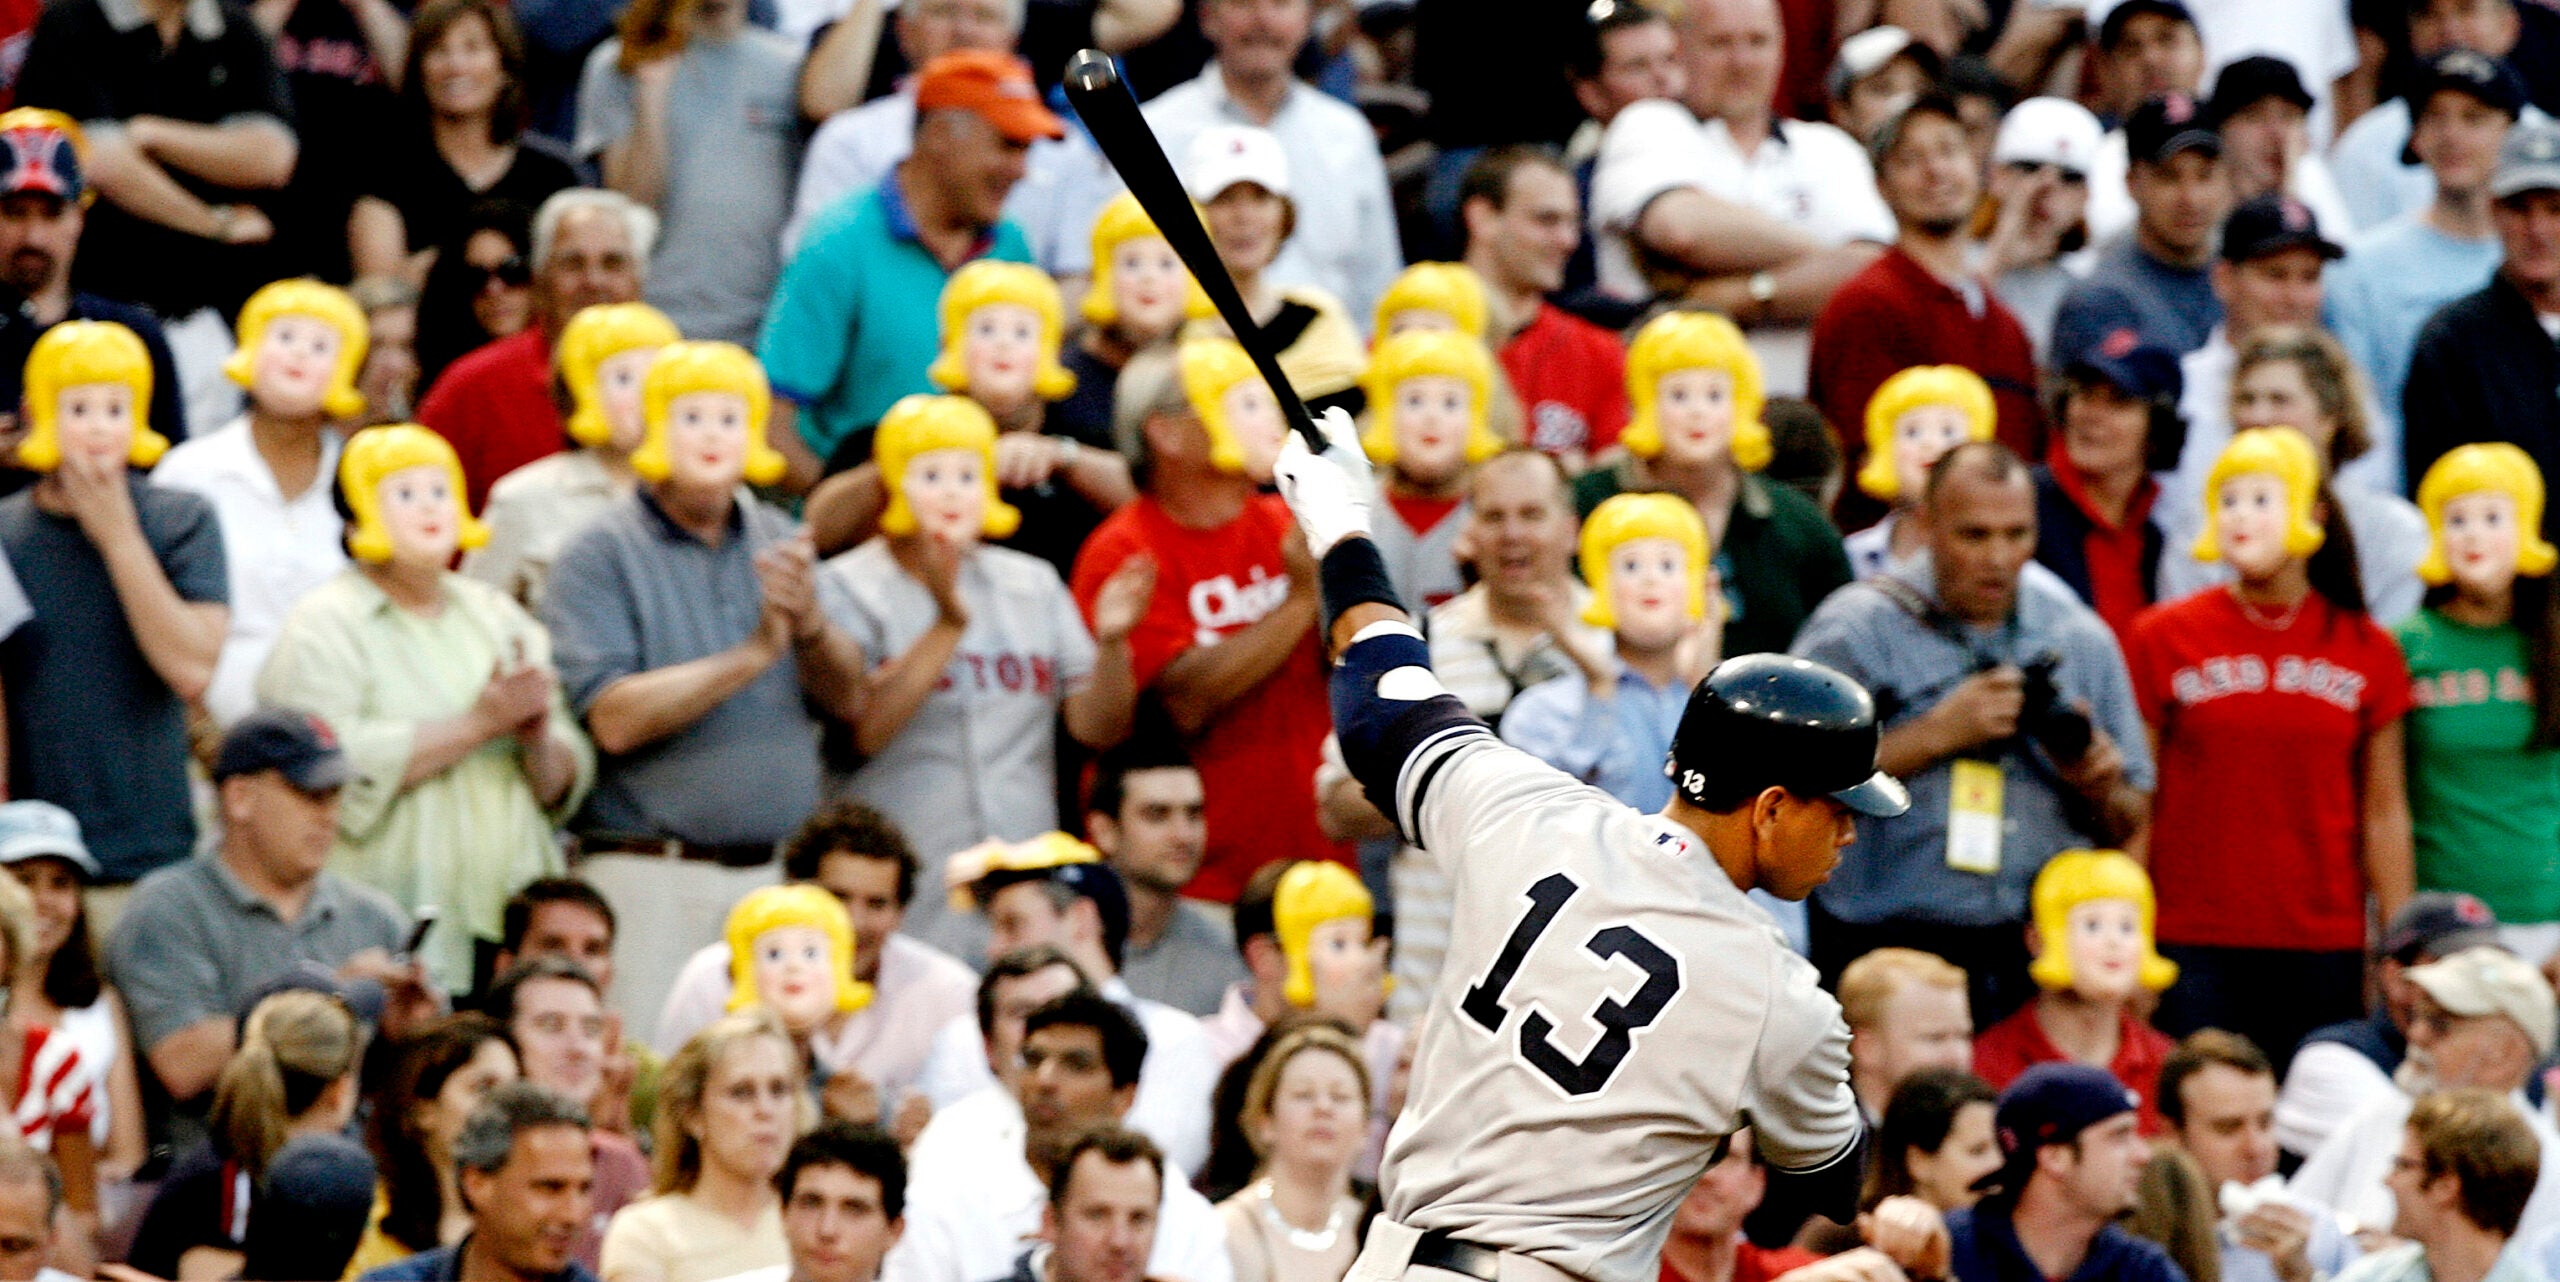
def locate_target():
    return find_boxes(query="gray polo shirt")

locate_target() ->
[1119,902,1249,1018]
[106,857,409,1056]
[543,489,848,847]
[1790,553,2153,929]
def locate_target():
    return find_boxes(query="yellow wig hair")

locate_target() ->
[1082,192,1216,328]
[724,883,873,1016]
[2026,849,2179,993]
[556,303,681,449]
[2417,443,2559,585]
[1178,336,1268,475]
[19,320,167,472]
[1578,492,1711,628]
[1856,365,1997,502]
[873,393,1023,539]
[1274,861,1376,1008]
[1358,329,1504,466]
[2193,427,2326,564]
[1371,262,1488,343]
[631,341,787,487]
[1621,311,1771,471]
[927,261,1077,403]
[944,830,1103,912]
[222,278,371,421]
[0,109,91,207]
[338,424,489,563]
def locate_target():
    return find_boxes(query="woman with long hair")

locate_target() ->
[128,990,365,1280]
[2400,445,2560,959]
[1216,1024,1373,1282]
[0,809,146,1188]
[349,0,577,285]
[1862,1067,2000,1212]
[413,199,538,391]
[600,1009,803,1282]
[2126,427,2414,1070]
[346,1013,522,1272]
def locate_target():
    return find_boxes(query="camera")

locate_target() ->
[2016,652,2093,764]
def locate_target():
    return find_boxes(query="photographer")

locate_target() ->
[1795,442,2153,1026]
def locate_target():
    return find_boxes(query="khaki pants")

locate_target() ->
[574,852,778,1037]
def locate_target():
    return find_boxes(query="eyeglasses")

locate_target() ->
[469,255,530,291]
[2002,160,2090,186]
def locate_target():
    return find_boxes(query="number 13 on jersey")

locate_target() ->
[1458,872,1686,1097]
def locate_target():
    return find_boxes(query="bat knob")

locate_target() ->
[1064,48,1121,94]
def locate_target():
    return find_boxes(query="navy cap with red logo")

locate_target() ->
[2123,93,2220,167]
[2221,194,2344,262]
[214,708,353,792]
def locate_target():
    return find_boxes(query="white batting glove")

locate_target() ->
[1273,407,1373,559]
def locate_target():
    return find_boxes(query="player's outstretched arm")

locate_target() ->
[1272,414,1489,831]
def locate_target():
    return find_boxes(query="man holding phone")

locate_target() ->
[107,709,443,1148]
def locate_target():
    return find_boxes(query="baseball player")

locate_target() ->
[1269,414,1910,1282]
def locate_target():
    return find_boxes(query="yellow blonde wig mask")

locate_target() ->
[1178,336,1267,475]
[2417,443,2559,585]
[927,260,1077,403]
[222,278,371,421]
[631,341,787,487]
[1359,329,1504,466]
[1274,860,1375,1008]
[1621,311,1772,471]
[1857,364,1997,502]
[1083,192,1215,328]
[873,393,1023,539]
[557,303,682,449]
[2193,426,2326,564]
[339,424,489,563]
[2026,849,2179,993]
[20,320,167,471]
[1372,262,1489,342]
[1578,492,1711,629]
[943,830,1103,912]
[724,883,873,1016]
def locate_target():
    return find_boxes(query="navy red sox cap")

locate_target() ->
[1974,1062,2142,1193]
[1670,653,1910,818]
[214,708,353,792]
[2124,93,2219,166]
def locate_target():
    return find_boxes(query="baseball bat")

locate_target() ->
[1062,48,1326,450]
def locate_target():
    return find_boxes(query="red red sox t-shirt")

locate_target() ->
[1072,494,1350,901]
[1500,304,1628,459]
[2123,588,2411,953]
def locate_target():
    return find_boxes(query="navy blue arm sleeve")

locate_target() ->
[1331,618,1491,844]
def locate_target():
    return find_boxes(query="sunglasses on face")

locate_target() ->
[2004,161,2090,185]
[469,255,530,290]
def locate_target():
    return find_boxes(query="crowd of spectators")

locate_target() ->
[12,0,2560,1279]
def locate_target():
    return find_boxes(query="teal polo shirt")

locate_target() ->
[757,178,1033,464]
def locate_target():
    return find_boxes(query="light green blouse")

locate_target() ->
[258,569,595,993]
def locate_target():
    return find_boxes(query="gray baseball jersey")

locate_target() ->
[1337,627,1860,1282]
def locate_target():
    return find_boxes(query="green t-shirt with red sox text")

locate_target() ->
[2397,608,2560,923]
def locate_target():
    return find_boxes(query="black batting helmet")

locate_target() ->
[1669,654,1910,817]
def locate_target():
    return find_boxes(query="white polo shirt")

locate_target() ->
[1589,100,1892,394]
[149,418,346,726]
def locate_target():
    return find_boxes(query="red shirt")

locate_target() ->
[1501,303,1628,458]
[1660,1242,1823,1282]
[416,326,563,512]
[2123,589,2412,952]
[1070,494,1350,901]
[2050,457,2160,641]
[1972,1002,2176,1135]
[1807,246,2045,480]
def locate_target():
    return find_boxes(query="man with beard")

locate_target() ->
[1090,742,1241,1019]
[0,109,186,485]
[2292,947,2560,1246]
[1808,97,2045,475]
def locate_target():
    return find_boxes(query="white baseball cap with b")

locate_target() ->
[1184,124,1292,203]
[1994,96,2105,177]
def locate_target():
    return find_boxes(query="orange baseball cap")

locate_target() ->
[914,50,1066,144]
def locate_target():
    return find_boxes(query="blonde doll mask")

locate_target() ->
[1579,492,1710,651]
[631,341,788,491]
[1622,312,1772,472]
[2195,427,2325,579]
[2026,850,2177,1003]
[2418,443,2559,600]
[19,320,168,473]
[1859,365,1997,504]
[1359,329,1502,489]
[1274,861,1389,1027]
[726,883,873,1035]
[558,303,681,452]
[224,279,369,421]
[928,261,1075,412]
[340,424,489,567]
[1084,191,1213,339]
[1373,262,1488,341]
[1179,337,1286,482]
[874,393,1023,545]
